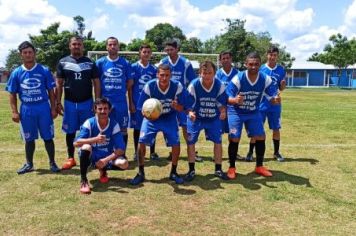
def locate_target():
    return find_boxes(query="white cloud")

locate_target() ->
[344,0,356,32]
[89,14,110,37]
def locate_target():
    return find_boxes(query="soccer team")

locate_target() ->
[6,36,286,194]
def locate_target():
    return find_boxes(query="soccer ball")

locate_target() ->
[142,98,162,121]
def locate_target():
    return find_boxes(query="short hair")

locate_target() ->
[219,50,232,60]
[164,39,178,49]
[246,51,261,61]
[157,64,171,72]
[69,36,83,44]
[18,41,35,53]
[106,36,119,45]
[199,60,216,72]
[139,44,151,51]
[94,97,112,110]
[267,45,279,54]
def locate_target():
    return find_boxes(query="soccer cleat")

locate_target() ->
[236,153,245,161]
[130,173,145,185]
[255,166,273,177]
[150,152,160,161]
[227,167,236,179]
[99,169,109,183]
[169,173,184,184]
[50,162,61,173]
[184,170,196,182]
[80,180,91,194]
[245,152,254,162]
[195,152,203,162]
[215,170,230,180]
[17,163,34,175]
[62,158,76,170]
[274,153,285,162]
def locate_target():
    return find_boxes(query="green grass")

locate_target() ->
[0,87,355,235]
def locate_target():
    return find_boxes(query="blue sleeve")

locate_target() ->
[75,125,91,141]
[112,132,126,151]
[45,68,56,90]
[217,90,228,106]
[137,84,150,111]
[265,80,278,98]
[5,70,18,93]
[185,89,195,110]
[177,87,188,108]
[226,81,239,98]
[186,64,196,85]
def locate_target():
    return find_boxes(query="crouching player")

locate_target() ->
[130,64,186,185]
[226,52,280,179]
[74,98,128,194]
[184,61,229,181]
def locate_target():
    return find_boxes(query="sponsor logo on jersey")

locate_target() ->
[104,67,123,78]
[20,78,41,89]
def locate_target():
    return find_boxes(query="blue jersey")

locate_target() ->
[215,67,238,87]
[131,61,157,106]
[159,55,196,87]
[76,116,125,157]
[226,71,277,114]
[187,78,227,120]
[6,63,55,104]
[138,79,186,119]
[259,64,286,111]
[96,56,133,103]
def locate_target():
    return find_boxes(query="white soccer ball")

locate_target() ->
[142,98,162,121]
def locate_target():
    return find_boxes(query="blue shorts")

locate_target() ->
[139,115,180,147]
[110,102,129,130]
[129,110,144,130]
[260,110,281,130]
[20,102,54,142]
[177,111,187,127]
[187,118,222,144]
[221,119,229,133]
[79,149,125,170]
[62,99,93,133]
[228,110,265,139]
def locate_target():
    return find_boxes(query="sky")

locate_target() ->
[0,0,356,67]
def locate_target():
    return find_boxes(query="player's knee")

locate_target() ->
[114,157,128,170]
[81,144,92,152]
[255,135,265,141]
[229,138,240,143]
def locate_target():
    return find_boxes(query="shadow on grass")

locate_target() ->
[35,168,80,176]
[90,177,130,194]
[264,157,319,165]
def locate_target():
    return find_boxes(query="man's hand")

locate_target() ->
[95,159,108,169]
[219,107,226,120]
[56,103,64,116]
[129,102,136,113]
[280,79,286,91]
[235,93,244,105]
[171,99,183,112]
[12,112,20,123]
[188,111,196,122]
[51,108,58,119]
[271,93,281,105]
[96,133,106,144]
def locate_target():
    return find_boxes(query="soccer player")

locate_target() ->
[130,44,158,160]
[74,98,128,194]
[130,64,186,185]
[56,36,101,170]
[246,46,287,162]
[226,52,280,179]
[6,41,60,174]
[159,39,202,161]
[184,61,229,181]
[96,36,133,156]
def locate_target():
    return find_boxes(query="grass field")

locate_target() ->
[0,86,355,235]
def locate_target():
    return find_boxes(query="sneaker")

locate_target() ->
[62,158,76,170]
[245,152,254,162]
[184,170,196,182]
[274,153,285,162]
[169,173,184,184]
[80,180,91,194]
[255,166,273,177]
[50,162,61,173]
[215,170,230,180]
[130,173,145,185]
[236,153,245,161]
[17,163,34,175]
[99,169,109,183]
[195,152,203,162]
[150,152,160,161]
[167,152,172,161]
[227,167,236,179]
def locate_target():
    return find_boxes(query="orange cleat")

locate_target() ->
[255,166,273,177]
[62,158,76,170]
[227,167,236,179]
[80,181,91,194]
[99,169,109,183]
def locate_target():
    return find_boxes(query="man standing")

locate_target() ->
[226,52,280,179]
[56,36,101,170]
[96,36,132,155]
[159,39,201,161]
[246,46,287,162]
[6,41,60,174]
[130,44,158,160]
[74,98,128,194]
[130,64,186,185]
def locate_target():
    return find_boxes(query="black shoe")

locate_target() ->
[17,163,34,175]
[214,170,230,180]
[150,152,160,161]
[130,173,145,185]
[245,152,254,162]
[50,162,61,173]
[195,151,203,162]
[184,170,196,182]
[274,153,285,162]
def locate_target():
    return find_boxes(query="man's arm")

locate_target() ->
[9,93,20,123]
[127,79,135,113]
[93,78,101,99]
[48,89,57,119]
[73,133,106,148]
[55,78,64,115]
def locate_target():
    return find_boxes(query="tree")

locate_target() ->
[308,33,356,75]
[181,37,203,53]
[145,23,186,51]
[73,15,85,37]
[5,49,21,72]
[126,38,157,51]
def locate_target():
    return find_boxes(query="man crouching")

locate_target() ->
[74,97,128,194]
